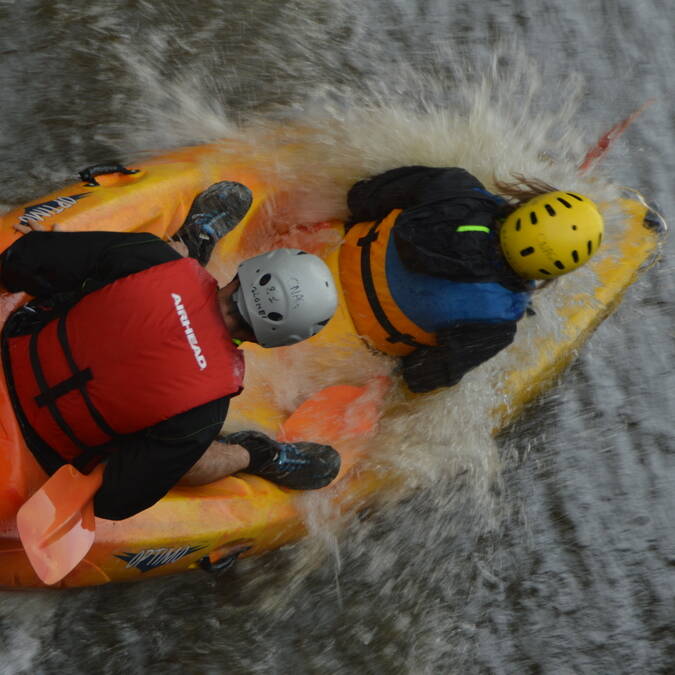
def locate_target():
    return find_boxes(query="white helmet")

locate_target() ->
[232,248,338,348]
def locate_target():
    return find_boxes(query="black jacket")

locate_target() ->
[347,166,526,393]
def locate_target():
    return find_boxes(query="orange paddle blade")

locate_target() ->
[16,464,104,585]
[278,377,390,477]
[280,377,389,445]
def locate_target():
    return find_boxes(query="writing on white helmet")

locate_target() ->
[232,248,338,348]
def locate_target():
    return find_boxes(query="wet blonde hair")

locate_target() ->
[493,174,557,213]
[493,174,559,290]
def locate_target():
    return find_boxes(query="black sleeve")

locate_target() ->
[0,231,180,296]
[93,397,230,521]
[401,322,518,394]
[347,166,487,223]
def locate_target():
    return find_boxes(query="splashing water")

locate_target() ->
[0,0,639,588]
[1,1,673,672]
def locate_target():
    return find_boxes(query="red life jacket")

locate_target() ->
[5,258,244,466]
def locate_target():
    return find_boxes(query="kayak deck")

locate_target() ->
[0,143,664,588]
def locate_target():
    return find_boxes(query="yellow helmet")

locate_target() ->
[499,191,604,280]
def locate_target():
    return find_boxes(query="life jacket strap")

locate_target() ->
[29,315,119,455]
[34,368,93,408]
[357,219,428,349]
[55,314,119,439]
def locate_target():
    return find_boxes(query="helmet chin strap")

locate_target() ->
[232,287,253,328]
[227,287,256,343]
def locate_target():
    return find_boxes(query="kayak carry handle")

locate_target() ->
[78,163,140,187]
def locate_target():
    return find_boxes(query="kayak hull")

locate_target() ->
[0,143,663,588]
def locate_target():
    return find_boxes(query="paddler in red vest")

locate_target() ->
[339,166,605,393]
[0,182,340,521]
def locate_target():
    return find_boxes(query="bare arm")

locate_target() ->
[177,439,250,486]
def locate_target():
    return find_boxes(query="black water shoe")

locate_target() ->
[221,430,341,490]
[173,181,253,265]
[250,441,341,490]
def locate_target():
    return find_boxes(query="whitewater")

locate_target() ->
[0,1,673,672]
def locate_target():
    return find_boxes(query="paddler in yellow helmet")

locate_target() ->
[339,166,604,393]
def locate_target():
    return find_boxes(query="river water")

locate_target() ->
[1,1,674,673]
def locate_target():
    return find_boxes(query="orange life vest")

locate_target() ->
[339,210,438,356]
[339,210,531,357]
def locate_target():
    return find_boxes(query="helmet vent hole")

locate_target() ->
[554,260,565,270]
[587,240,593,255]
[572,250,579,263]
[539,268,552,276]
[572,224,578,230]
[557,197,572,208]
[268,312,283,322]
[566,192,584,201]
[519,246,535,257]
[529,211,538,225]
[259,273,271,286]
[598,233,603,246]
[515,218,522,231]
[545,204,556,217]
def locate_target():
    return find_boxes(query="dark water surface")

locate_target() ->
[1,1,674,673]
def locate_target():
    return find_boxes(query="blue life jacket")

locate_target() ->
[386,232,531,332]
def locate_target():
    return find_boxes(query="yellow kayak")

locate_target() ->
[0,142,664,588]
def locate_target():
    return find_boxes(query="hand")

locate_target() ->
[14,221,66,234]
